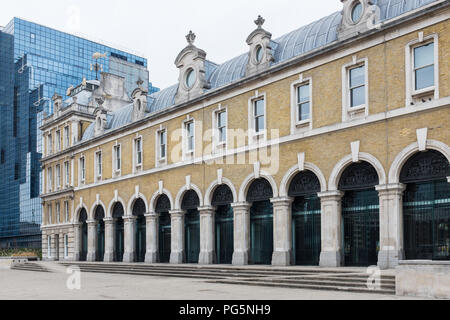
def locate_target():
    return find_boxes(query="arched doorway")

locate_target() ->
[339,161,380,267]
[289,171,321,266]
[401,150,450,261]
[133,198,147,263]
[182,190,200,264]
[247,178,274,265]
[94,206,105,262]
[156,194,172,263]
[212,185,234,264]
[112,203,125,262]
[79,209,88,261]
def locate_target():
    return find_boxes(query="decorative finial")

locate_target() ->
[254,15,265,28]
[186,30,196,45]
[66,85,74,97]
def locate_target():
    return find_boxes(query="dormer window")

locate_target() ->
[255,46,263,64]
[185,68,196,89]
[351,2,363,23]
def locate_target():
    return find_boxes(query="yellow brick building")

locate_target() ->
[40,0,449,270]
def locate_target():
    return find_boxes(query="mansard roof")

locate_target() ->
[80,0,438,142]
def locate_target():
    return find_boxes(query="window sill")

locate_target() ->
[412,87,435,99]
[295,119,311,128]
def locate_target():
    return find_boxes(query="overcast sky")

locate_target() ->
[1,0,342,89]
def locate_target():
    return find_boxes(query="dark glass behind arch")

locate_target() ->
[132,198,146,217]
[181,190,200,211]
[339,161,379,191]
[94,206,105,221]
[212,185,234,206]
[155,194,172,213]
[79,209,88,223]
[246,178,274,202]
[400,150,450,184]
[112,202,124,218]
[288,170,321,197]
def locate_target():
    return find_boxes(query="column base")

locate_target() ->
[232,251,248,266]
[145,252,159,264]
[319,250,342,267]
[104,252,114,263]
[199,251,215,265]
[170,251,184,264]
[73,253,81,261]
[123,252,135,263]
[272,251,291,266]
[87,252,96,262]
[378,249,404,270]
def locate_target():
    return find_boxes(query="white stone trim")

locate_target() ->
[182,117,196,161]
[155,126,168,167]
[94,149,103,182]
[107,194,127,218]
[73,201,89,223]
[89,198,107,221]
[341,57,369,122]
[111,142,122,178]
[204,177,238,207]
[328,152,387,191]
[211,104,228,153]
[174,183,204,210]
[388,140,450,184]
[149,188,175,212]
[290,74,313,135]
[279,163,328,197]
[248,91,267,144]
[238,171,279,203]
[133,134,144,173]
[126,191,149,217]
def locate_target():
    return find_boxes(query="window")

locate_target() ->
[56,203,60,224]
[1,149,4,164]
[135,138,143,168]
[95,151,102,180]
[64,161,70,188]
[64,201,69,222]
[158,130,167,160]
[185,69,196,89]
[79,157,86,184]
[185,121,195,153]
[55,164,61,189]
[254,99,265,134]
[47,205,52,225]
[47,167,53,192]
[349,65,365,108]
[113,145,121,173]
[351,2,363,23]
[47,134,53,155]
[55,130,61,152]
[413,42,434,91]
[255,46,263,63]
[64,126,70,149]
[30,33,36,44]
[297,83,311,121]
[47,236,51,258]
[64,234,69,258]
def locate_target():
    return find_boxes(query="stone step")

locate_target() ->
[243,277,396,289]
[210,279,396,295]
[12,263,50,273]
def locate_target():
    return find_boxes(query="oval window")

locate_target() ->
[185,69,196,89]
[351,2,363,23]
[256,46,263,63]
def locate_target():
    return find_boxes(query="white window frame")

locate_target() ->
[248,91,267,144]
[342,57,369,122]
[290,75,313,134]
[405,33,439,106]
[47,134,53,156]
[47,235,51,259]
[212,105,228,152]
[156,128,168,167]
[55,130,61,153]
[95,150,102,182]
[64,161,70,188]
[64,201,69,223]
[79,156,86,185]
[47,167,53,193]
[55,164,61,190]
[182,117,195,160]
[64,126,70,149]
[133,136,143,172]
[112,143,121,177]
[56,202,60,224]
[47,205,52,225]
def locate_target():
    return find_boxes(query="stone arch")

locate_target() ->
[89,199,107,221]
[329,153,386,191]
[279,163,327,197]
[107,195,127,218]
[149,189,175,213]
[388,140,450,184]
[238,172,279,203]
[127,193,149,217]
[204,178,238,207]
[73,201,89,223]
[175,183,204,210]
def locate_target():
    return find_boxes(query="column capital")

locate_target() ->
[318,190,344,200]
[86,220,97,225]
[198,206,215,214]
[103,217,114,224]
[376,183,406,195]
[72,222,83,227]
[270,197,294,206]
[144,211,160,219]
[123,215,138,223]
[169,210,186,218]
[231,202,251,210]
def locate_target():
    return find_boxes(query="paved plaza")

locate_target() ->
[0,267,428,300]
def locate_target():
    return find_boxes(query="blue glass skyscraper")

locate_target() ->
[0,17,159,249]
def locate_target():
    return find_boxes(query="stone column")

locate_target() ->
[376,183,406,270]
[199,206,216,265]
[318,191,344,267]
[123,216,137,263]
[104,218,115,262]
[86,220,97,262]
[46,234,55,261]
[145,212,160,263]
[73,223,82,261]
[170,210,185,264]
[232,202,251,266]
[271,197,294,266]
